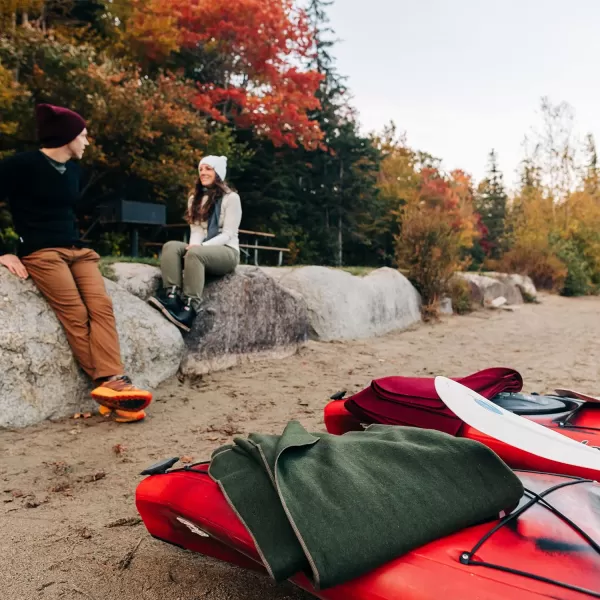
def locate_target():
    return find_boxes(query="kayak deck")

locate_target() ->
[136,467,600,600]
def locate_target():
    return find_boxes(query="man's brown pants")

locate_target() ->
[22,247,123,381]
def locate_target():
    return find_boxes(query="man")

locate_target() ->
[0,104,152,423]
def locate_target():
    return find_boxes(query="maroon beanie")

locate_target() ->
[35,104,86,148]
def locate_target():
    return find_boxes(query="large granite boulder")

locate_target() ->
[461,278,484,307]
[454,272,524,306]
[264,266,422,341]
[109,262,162,301]
[485,272,538,301]
[181,266,309,375]
[0,271,185,428]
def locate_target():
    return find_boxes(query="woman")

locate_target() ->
[149,155,242,332]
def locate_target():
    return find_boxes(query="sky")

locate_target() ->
[326,0,600,189]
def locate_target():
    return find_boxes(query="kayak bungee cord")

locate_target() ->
[558,403,600,433]
[460,474,600,598]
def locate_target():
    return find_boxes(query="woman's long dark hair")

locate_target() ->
[184,175,231,224]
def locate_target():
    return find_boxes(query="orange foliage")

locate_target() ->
[392,158,478,314]
[126,0,323,149]
[411,167,478,250]
[491,246,567,291]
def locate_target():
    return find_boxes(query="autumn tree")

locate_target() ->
[535,97,579,204]
[498,154,567,291]
[358,124,417,264]
[0,0,44,31]
[371,125,416,255]
[390,149,478,315]
[120,0,324,150]
[0,29,234,213]
[497,97,600,294]
[0,62,31,153]
[583,133,600,196]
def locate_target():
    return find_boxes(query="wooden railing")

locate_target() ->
[143,225,290,266]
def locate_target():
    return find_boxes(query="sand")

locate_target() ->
[2,293,599,600]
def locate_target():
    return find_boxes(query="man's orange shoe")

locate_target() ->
[91,375,152,413]
[98,405,146,423]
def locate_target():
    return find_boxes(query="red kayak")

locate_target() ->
[324,370,600,480]
[136,460,600,599]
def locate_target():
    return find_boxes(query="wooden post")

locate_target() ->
[253,239,259,266]
[130,228,139,258]
[278,250,283,267]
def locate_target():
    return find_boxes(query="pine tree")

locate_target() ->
[303,0,381,266]
[475,149,508,258]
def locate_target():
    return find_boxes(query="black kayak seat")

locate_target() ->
[491,392,570,415]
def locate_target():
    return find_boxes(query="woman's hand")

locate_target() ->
[0,254,28,279]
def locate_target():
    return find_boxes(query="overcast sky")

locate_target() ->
[326,0,600,189]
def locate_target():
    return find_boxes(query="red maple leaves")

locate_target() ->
[127,0,324,149]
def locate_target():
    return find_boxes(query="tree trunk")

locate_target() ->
[41,1,47,33]
[337,210,343,266]
[337,160,344,266]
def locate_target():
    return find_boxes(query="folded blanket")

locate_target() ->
[346,367,523,435]
[209,421,523,590]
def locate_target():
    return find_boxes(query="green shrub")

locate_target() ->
[448,278,473,315]
[550,235,593,297]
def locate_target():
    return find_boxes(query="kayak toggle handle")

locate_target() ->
[140,457,180,476]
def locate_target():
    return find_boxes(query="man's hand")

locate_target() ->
[0,254,28,279]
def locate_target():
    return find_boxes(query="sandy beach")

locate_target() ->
[2,293,600,600]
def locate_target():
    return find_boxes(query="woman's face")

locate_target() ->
[199,163,216,187]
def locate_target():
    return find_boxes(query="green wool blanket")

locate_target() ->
[208,421,523,590]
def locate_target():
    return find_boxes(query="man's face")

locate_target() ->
[68,128,90,160]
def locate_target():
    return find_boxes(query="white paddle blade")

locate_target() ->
[434,376,600,472]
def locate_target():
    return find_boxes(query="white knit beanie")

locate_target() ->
[199,155,227,182]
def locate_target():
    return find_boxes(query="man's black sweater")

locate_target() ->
[0,150,85,257]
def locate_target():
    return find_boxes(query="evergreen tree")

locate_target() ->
[301,0,381,266]
[475,149,508,258]
[233,0,382,266]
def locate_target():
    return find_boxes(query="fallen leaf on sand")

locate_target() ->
[82,472,106,483]
[49,482,71,493]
